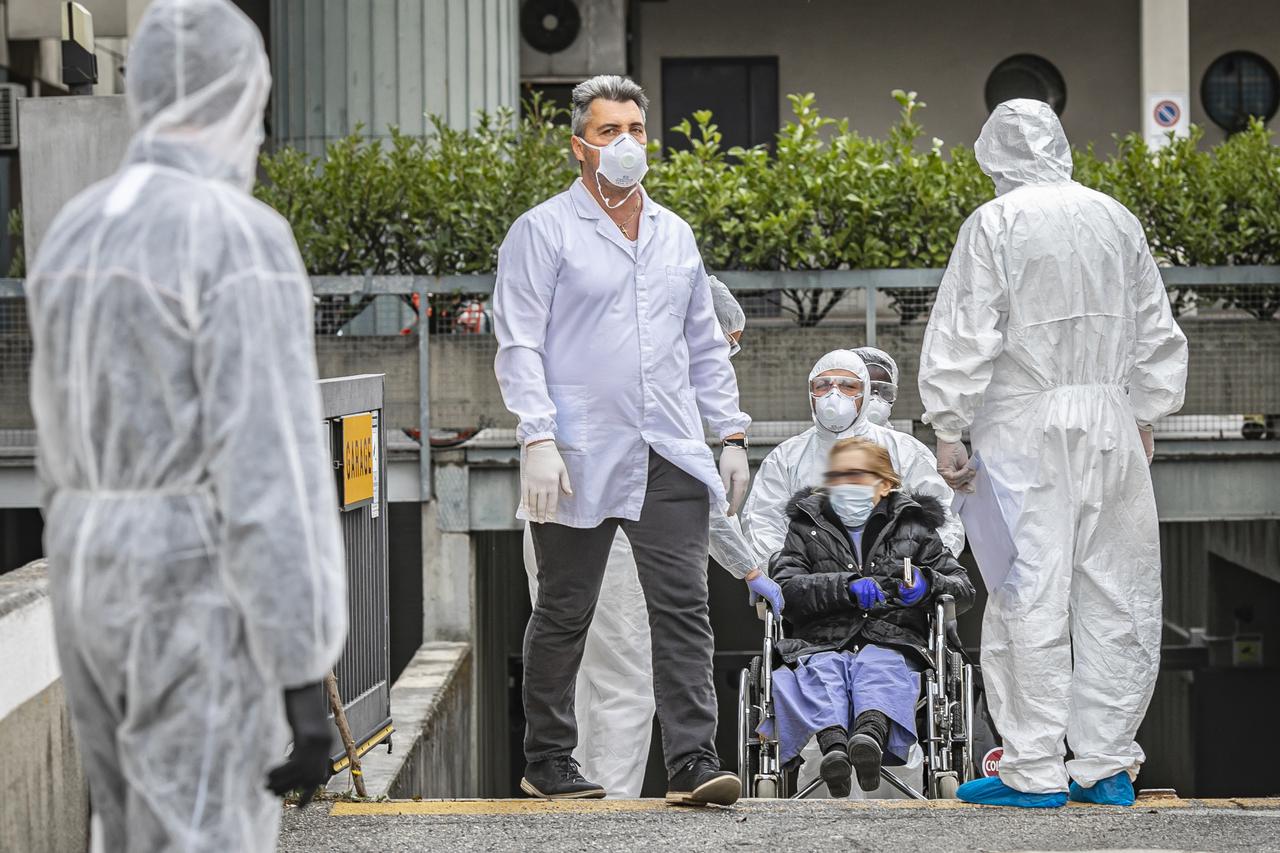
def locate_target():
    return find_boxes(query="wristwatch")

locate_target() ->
[723,436,749,449]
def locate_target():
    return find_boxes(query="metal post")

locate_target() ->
[864,283,877,347]
[417,277,433,502]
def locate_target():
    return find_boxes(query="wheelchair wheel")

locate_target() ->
[936,774,960,799]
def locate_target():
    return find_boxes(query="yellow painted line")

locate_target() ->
[329,796,1280,817]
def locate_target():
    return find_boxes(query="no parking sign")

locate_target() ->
[1145,93,1189,149]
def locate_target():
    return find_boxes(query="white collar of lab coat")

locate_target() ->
[570,177,660,259]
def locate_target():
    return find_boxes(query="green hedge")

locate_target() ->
[255,91,1280,322]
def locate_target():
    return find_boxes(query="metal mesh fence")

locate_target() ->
[0,294,31,430]
[3,277,1278,447]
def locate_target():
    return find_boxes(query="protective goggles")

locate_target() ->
[869,381,898,404]
[809,376,863,398]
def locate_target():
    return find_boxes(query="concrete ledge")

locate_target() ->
[328,642,473,799]
[0,560,89,852]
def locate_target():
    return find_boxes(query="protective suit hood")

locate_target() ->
[808,349,871,440]
[854,346,899,385]
[975,99,1073,196]
[125,0,271,191]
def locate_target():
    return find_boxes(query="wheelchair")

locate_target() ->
[736,592,995,800]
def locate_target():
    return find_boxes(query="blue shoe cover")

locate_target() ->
[957,776,1067,808]
[1069,772,1135,806]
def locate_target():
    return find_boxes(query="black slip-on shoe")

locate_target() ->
[848,733,884,793]
[666,758,741,806]
[820,748,853,798]
[519,756,606,800]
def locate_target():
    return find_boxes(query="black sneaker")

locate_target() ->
[848,733,883,792]
[520,756,606,800]
[666,757,741,806]
[820,748,853,798]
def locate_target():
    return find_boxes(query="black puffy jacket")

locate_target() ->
[772,489,974,666]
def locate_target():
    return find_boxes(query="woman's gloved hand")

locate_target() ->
[849,577,886,610]
[266,682,332,807]
[745,569,784,618]
[897,567,929,606]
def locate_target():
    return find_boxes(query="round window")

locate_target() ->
[984,54,1067,115]
[1201,51,1280,133]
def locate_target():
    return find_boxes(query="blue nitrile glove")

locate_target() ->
[746,573,784,618]
[898,567,929,606]
[849,577,886,610]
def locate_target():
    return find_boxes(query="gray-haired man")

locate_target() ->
[493,75,750,804]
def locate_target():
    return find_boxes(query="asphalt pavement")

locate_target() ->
[277,797,1279,852]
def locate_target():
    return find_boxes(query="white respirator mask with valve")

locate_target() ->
[576,133,649,209]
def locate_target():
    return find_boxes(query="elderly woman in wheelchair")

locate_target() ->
[757,437,975,798]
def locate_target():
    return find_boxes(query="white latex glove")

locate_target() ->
[1138,422,1155,465]
[720,445,750,516]
[522,441,573,523]
[936,438,977,493]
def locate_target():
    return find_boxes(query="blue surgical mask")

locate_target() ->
[828,483,878,529]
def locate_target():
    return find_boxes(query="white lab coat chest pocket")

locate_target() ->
[548,384,590,455]
[665,265,696,318]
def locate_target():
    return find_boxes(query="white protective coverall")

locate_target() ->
[26,2,348,849]
[520,275,758,797]
[918,99,1188,793]
[743,350,965,563]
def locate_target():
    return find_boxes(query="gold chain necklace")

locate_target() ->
[616,200,642,239]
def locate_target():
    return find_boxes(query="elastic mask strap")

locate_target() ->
[595,171,640,210]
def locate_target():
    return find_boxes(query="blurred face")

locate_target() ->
[571,98,647,187]
[825,447,894,504]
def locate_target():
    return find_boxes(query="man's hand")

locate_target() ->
[522,441,573,523]
[936,438,977,493]
[1137,422,1155,465]
[719,442,750,515]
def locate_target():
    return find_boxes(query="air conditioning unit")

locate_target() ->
[520,0,626,83]
[0,84,27,151]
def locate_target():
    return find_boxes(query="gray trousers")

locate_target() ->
[525,450,718,777]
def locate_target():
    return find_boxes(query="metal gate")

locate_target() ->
[320,374,393,771]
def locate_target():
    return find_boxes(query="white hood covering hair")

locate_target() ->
[974,99,1073,197]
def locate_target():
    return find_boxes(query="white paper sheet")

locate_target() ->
[952,453,1018,593]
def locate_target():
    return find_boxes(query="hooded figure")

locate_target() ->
[919,100,1187,807]
[26,1,347,848]
[743,350,964,563]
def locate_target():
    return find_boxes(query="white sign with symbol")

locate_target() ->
[1145,92,1189,149]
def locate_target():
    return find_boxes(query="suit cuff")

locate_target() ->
[934,428,963,443]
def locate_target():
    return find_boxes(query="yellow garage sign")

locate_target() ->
[341,412,375,509]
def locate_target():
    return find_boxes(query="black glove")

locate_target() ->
[266,681,332,807]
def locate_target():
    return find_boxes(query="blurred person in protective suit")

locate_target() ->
[26,1,347,849]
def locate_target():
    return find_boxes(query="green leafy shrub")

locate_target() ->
[256,92,1280,324]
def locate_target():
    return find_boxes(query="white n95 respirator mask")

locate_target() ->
[577,134,649,207]
[813,390,860,434]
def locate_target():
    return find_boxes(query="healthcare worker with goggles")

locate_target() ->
[744,349,964,565]
[920,99,1188,808]
[26,1,347,849]
[520,274,779,799]
[854,346,900,428]
[494,75,751,807]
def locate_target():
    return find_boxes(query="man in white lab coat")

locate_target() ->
[493,75,751,806]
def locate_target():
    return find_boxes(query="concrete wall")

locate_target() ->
[1189,0,1280,146]
[0,561,89,853]
[634,0,1143,151]
[17,95,132,264]
[314,314,1280,435]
